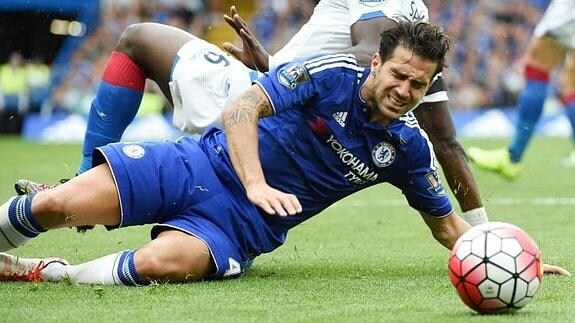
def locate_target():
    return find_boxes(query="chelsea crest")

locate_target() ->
[372,141,396,167]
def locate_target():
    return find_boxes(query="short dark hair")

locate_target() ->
[378,20,450,77]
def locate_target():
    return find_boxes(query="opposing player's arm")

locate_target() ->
[420,211,470,250]
[413,102,484,214]
[222,85,302,216]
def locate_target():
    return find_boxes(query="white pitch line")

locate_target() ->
[333,197,575,208]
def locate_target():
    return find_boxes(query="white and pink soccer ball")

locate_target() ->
[448,222,543,314]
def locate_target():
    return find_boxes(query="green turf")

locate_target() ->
[0,136,573,322]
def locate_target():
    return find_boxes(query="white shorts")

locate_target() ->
[169,39,261,133]
[534,0,575,48]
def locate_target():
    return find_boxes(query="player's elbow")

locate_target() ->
[434,138,466,162]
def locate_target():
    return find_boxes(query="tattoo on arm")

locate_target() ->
[224,90,272,127]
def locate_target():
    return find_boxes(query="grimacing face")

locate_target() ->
[361,46,438,125]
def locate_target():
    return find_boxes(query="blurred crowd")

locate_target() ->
[0,0,554,134]
[429,0,550,109]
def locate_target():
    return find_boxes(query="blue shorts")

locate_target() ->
[94,137,257,279]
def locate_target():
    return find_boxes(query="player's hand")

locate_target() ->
[245,182,302,216]
[543,263,571,276]
[223,5,271,72]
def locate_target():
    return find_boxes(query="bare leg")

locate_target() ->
[0,163,119,251]
[41,230,215,285]
[1,229,216,285]
[77,23,199,175]
[31,164,120,229]
[117,22,198,104]
[134,230,215,283]
[559,50,575,153]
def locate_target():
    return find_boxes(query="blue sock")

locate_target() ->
[508,79,548,162]
[78,51,145,174]
[116,250,146,286]
[8,195,45,238]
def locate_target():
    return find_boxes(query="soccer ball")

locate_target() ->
[448,222,543,314]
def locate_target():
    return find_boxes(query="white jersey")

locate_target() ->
[270,0,429,67]
[534,0,575,48]
[169,0,445,133]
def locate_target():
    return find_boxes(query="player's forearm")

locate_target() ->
[222,87,269,188]
[435,143,482,212]
[421,211,471,250]
[226,125,264,188]
[414,101,483,212]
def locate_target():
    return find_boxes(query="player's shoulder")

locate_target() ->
[301,53,362,75]
[276,53,362,87]
[393,112,433,152]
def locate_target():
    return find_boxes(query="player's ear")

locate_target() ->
[370,52,381,75]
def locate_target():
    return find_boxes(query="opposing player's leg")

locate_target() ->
[560,50,575,166]
[467,147,523,180]
[508,36,565,163]
[468,36,566,180]
[11,23,199,228]
[78,23,196,175]
[14,23,255,195]
[0,163,120,251]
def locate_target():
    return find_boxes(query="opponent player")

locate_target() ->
[468,0,575,179]
[16,1,487,225]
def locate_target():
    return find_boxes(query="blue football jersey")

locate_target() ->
[201,54,452,235]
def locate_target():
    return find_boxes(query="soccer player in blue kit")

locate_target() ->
[0,21,568,284]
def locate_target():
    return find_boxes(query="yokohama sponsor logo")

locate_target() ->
[326,135,378,184]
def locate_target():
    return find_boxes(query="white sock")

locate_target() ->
[43,251,137,285]
[0,197,39,251]
[42,253,119,284]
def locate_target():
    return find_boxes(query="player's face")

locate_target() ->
[362,46,437,125]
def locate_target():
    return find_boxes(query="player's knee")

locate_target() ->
[135,244,215,283]
[433,137,461,159]
[32,190,66,216]
[116,23,152,57]
[134,247,204,282]
[133,249,165,279]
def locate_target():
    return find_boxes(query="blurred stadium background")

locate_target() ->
[0,0,569,142]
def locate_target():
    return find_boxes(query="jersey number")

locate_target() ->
[204,51,230,67]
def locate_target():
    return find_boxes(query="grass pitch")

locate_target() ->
[0,135,573,322]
